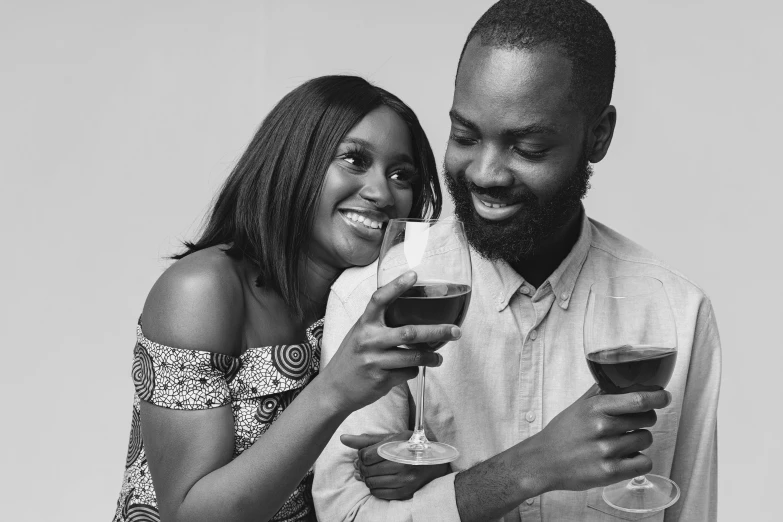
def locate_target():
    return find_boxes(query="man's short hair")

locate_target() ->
[460,0,616,119]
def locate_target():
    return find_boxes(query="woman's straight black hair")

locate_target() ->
[174,75,442,319]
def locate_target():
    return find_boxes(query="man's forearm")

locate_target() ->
[454,441,547,521]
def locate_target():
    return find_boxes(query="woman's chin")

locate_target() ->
[339,246,380,270]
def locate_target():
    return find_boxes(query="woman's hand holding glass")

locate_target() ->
[321,271,461,414]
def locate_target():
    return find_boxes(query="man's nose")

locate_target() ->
[464,144,515,188]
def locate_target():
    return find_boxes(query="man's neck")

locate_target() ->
[509,208,583,288]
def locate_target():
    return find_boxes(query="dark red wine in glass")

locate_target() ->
[584,276,680,513]
[586,345,677,394]
[376,218,472,466]
[384,283,471,350]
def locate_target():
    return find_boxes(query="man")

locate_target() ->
[313,1,720,520]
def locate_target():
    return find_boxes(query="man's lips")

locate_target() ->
[470,193,524,221]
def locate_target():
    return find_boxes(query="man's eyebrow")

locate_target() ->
[506,123,559,138]
[449,110,478,131]
[450,109,559,138]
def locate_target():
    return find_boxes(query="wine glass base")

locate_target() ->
[603,474,680,513]
[377,441,459,465]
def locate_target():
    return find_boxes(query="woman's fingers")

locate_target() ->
[375,347,443,370]
[363,271,417,322]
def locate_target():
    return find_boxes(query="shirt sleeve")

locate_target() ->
[665,297,721,522]
[313,286,462,522]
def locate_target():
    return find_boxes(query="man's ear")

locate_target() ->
[588,105,616,163]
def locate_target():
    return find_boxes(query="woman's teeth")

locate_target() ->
[479,199,508,209]
[345,212,383,229]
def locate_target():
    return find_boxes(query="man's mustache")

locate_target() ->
[450,172,538,206]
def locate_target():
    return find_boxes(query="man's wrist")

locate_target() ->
[454,440,550,522]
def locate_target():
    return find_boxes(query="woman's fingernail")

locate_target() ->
[451,326,461,339]
[404,271,416,283]
[437,353,444,366]
[354,471,362,481]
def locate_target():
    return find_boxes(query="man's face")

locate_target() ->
[445,39,593,263]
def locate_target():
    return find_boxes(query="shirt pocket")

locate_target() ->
[585,488,662,521]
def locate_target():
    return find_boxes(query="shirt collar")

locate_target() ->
[547,210,592,310]
[475,209,592,312]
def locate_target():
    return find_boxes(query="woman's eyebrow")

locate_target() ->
[341,137,414,164]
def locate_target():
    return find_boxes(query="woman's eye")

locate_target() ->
[341,153,368,170]
[389,170,417,187]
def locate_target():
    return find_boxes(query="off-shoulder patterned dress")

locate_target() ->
[113,318,324,522]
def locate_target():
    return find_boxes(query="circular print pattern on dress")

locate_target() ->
[271,344,310,380]
[210,352,242,383]
[255,395,280,423]
[132,343,155,401]
[126,407,143,468]
[126,503,160,522]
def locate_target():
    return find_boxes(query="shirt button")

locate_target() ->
[561,291,569,301]
[519,286,530,295]
[525,411,536,422]
[529,330,538,340]
[526,498,535,505]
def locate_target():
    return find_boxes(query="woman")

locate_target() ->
[114,76,459,522]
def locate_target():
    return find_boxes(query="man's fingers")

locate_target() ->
[598,390,672,416]
[606,430,654,458]
[364,474,406,491]
[358,432,412,466]
[340,433,391,451]
[366,488,411,501]
[611,452,654,481]
[358,459,406,478]
[364,271,417,321]
[610,410,658,433]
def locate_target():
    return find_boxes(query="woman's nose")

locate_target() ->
[358,168,395,208]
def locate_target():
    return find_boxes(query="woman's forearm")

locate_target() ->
[171,377,349,522]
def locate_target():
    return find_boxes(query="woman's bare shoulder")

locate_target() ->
[141,246,245,356]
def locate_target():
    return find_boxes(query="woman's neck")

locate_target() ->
[297,255,342,323]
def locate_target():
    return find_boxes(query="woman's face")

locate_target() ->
[309,105,418,271]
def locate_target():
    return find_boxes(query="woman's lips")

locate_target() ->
[338,209,387,239]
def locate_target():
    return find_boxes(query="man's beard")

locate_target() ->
[444,148,592,264]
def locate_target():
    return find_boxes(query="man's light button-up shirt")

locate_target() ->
[313,213,721,522]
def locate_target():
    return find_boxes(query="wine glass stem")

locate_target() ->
[408,366,429,450]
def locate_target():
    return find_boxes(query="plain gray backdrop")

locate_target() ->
[1,1,779,520]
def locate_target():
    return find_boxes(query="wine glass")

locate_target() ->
[584,276,679,513]
[376,218,472,465]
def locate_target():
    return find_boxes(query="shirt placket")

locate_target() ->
[516,285,555,522]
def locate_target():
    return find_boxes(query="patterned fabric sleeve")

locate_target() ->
[132,324,242,410]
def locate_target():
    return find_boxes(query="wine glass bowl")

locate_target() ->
[376,218,472,465]
[584,276,680,513]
